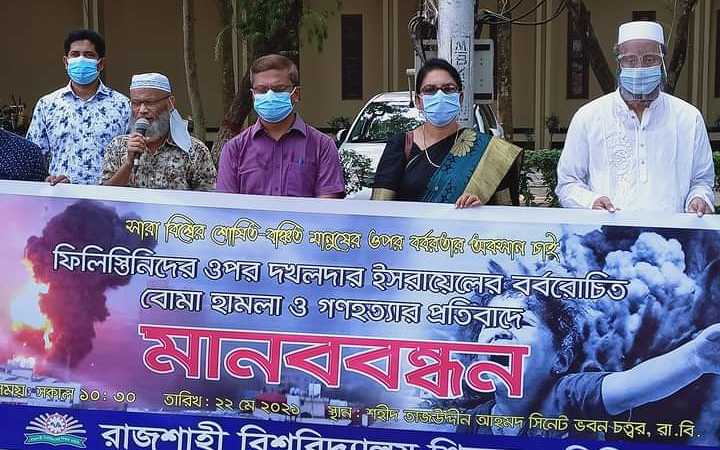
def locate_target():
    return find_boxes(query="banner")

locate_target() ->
[0,180,718,450]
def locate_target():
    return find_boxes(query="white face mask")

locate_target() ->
[169,108,192,152]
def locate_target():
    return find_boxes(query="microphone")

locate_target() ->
[133,118,150,167]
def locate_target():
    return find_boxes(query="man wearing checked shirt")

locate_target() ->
[26,29,130,185]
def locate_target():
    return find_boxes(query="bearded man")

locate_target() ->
[101,73,216,191]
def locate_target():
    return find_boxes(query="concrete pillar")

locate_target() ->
[438,0,475,127]
[383,0,391,91]
[533,0,548,149]
[392,0,400,90]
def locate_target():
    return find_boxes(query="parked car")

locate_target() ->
[337,91,503,199]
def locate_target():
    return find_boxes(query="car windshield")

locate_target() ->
[347,101,423,143]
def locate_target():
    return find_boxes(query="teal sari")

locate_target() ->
[422,127,521,205]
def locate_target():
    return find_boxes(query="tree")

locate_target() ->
[182,0,208,142]
[211,0,336,165]
[566,0,615,94]
[568,0,699,95]
[665,0,699,94]
[216,0,235,116]
[475,1,571,144]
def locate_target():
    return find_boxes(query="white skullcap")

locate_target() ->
[130,73,192,152]
[130,73,172,93]
[618,21,664,45]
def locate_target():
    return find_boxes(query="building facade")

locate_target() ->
[2,0,719,148]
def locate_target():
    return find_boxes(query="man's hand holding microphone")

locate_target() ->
[126,118,150,171]
[102,118,150,187]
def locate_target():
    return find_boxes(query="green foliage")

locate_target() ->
[519,149,562,207]
[214,0,340,60]
[520,149,720,208]
[327,115,352,131]
[339,148,373,195]
[301,2,342,52]
[545,113,559,133]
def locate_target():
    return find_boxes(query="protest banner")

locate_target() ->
[0,180,718,450]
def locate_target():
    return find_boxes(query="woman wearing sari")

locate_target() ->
[372,58,521,208]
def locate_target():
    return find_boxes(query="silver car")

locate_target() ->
[337,91,503,199]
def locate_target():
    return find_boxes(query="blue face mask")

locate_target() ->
[67,56,100,85]
[421,91,461,127]
[253,89,295,123]
[619,65,662,96]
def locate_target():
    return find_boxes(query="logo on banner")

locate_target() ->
[24,413,87,448]
[566,445,620,450]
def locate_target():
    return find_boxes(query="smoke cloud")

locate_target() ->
[23,200,156,367]
[570,228,720,444]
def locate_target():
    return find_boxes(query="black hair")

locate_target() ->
[468,288,583,375]
[415,58,463,94]
[64,29,106,58]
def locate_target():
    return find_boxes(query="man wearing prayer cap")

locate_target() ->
[557,21,715,216]
[101,73,216,190]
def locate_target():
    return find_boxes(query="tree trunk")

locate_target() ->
[212,69,252,165]
[493,2,513,142]
[182,0,207,142]
[567,0,616,94]
[216,0,236,116]
[212,0,304,163]
[665,0,698,94]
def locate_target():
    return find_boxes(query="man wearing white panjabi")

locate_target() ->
[556,21,715,216]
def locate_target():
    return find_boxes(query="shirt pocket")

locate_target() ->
[286,159,317,197]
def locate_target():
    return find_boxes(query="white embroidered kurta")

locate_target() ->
[556,90,715,212]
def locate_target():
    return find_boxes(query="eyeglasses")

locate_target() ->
[419,84,460,96]
[618,53,663,68]
[251,86,295,95]
[130,95,170,110]
[68,52,99,59]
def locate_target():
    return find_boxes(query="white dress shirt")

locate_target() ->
[556,90,715,212]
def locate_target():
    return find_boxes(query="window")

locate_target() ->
[348,102,422,143]
[567,8,589,99]
[632,11,657,22]
[341,15,363,100]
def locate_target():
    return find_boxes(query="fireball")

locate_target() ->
[9,263,52,351]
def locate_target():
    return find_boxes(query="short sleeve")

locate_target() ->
[216,136,240,193]
[372,132,407,191]
[26,99,50,153]
[190,142,218,191]
[314,135,346,197]
[101,136,127,184]
[119,98,132,134]
[548,372,612,419]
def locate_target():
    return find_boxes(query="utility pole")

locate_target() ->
[437,0,475,128]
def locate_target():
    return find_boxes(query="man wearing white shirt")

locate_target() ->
[556,21,715,216]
